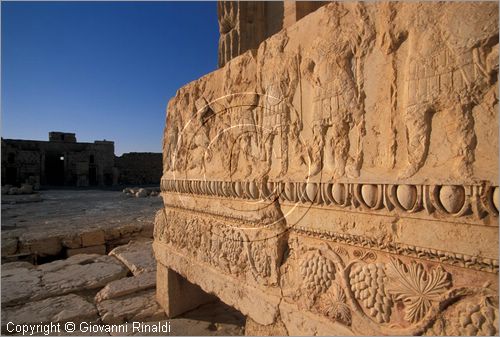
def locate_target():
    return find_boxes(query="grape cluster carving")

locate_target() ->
[219,228,245,265]
[457,300,498,336]
[300,252,335,297]
[349,263,392,323]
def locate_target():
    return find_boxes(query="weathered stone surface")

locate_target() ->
[1,236,18,256]
[2,254,128,306]
[20,235,63,257]
[7,187,19,195]
[61,233,82,249]
[109,240,155,275]
[2,294,98,328]
[155,263,216,318]
[156,2,499,336]
[110,319,243,336]
[108,300,245,336]
[135,188,149,198]
[66,244,106,257]
[1,190,161,259]
[19,184,33,194]
[81,229,105,247]
[97,289,166,324]
[39,254,128,298]
[95,271,156,302]
[1,262,42,307]
[245,317,288,336]
[217,1,324,68]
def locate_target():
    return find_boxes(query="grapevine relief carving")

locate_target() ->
[157,3,498,336]
[386,257,451,323]
[281,239,497,335]
[349,263,392,323]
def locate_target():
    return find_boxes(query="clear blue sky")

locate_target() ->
[1,1,219,155]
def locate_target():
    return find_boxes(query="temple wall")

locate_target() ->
[115,152,162,185]
[156,3,499,335]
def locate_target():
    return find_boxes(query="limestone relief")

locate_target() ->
[301,3,375,179]
[280,237,498,335]
[155,2,499,335]
[397,3,499,180]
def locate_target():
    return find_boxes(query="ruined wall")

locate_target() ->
[115,152,162,185]
[1,136,115,187]
[156,3,499,335]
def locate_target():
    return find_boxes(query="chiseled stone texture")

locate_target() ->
[156,2,499,336]
[2,254,128,306]
[39,254,129,299]
[1,262,43,307]
[2,294,98,330]
[97,289,166,325]
[109,239,156,276]
[95,272,156,303]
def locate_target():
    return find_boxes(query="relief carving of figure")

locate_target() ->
[398,4,498,179]
[185,98,213,174]
[221,55,260,179]
[164,110,182,173]
[257,32,304,179]
[302,4,374,179]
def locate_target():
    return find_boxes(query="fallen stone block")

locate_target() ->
[109,240,155,275]
[3,254,129,306]
[95,271,156,302]
[97,289,166,325]
[7,187,19,195]
[19,184,33,194]
[38,254,129,299]
[1,261,43,307]
[135,188,149,198]
[1,294,98,330]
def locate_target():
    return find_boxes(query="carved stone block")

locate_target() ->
[156,2,499,335]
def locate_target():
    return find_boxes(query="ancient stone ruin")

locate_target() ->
[2,132,161,188]
[154,2,499,335]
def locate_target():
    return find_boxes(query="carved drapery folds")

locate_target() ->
[157,2,498,335]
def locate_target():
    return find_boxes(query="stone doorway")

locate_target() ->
[5,167,17,185]
[89,165,98,185]
[45,153,65,185]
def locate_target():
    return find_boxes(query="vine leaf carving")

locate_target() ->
[323,284,352,326]
[387,258,451,323]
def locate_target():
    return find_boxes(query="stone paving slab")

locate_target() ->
[2,294,98,330]
[39,254,129,299]
[97,289,166,325]
[1,262,43,307]
[109,240,155,275]
[95,271,156,302]
[2,254,128,306]
[1,190,161,259]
